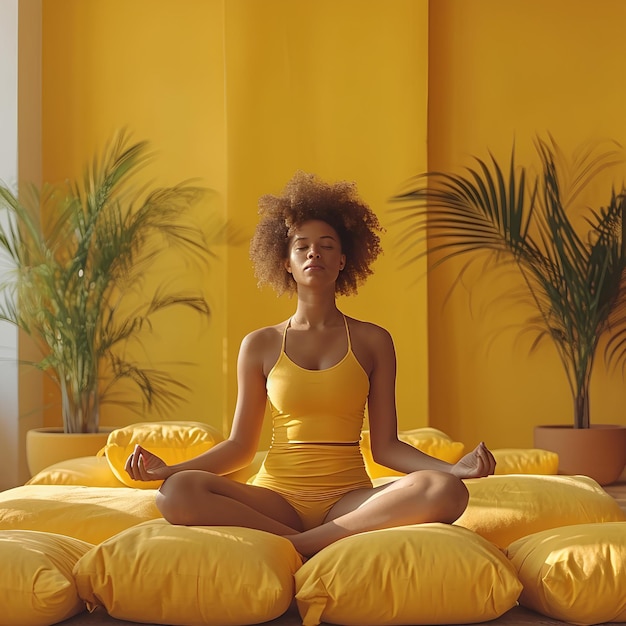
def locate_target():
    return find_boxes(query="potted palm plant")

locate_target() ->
[0,131,217,472]
[391,136,626,484]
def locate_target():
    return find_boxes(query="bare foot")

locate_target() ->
[282,532,309,561]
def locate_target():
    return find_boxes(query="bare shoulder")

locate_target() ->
[347,316,394,347]
[346,316,395,375]
[239,321,287,374]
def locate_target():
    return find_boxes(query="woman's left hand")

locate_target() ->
[450,442,496,479]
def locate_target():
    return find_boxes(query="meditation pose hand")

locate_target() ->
[451,442,496,479]
[125,445,173,482]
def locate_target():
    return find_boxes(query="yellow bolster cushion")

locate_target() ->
[103,421,224,489]
[295,523,522,626]
[0,485,162,544]
[454,474,626,548]
[74,519,303,626]
[26,456,126,487]
[0,530,93,626]
[506,522,626,625]
[492,448,559,475]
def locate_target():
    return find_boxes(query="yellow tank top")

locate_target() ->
[266,315,369,444]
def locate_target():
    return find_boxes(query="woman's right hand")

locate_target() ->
[124,444,173,482]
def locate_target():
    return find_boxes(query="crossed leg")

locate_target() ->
[156,470,304,534]
[156,469,469,557]
[286,470,469,556]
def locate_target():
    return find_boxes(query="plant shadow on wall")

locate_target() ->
[390,136,626,484]
[0,130,223,434]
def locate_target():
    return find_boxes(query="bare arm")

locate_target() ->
[125,331,269,482]
[365,325,495,479]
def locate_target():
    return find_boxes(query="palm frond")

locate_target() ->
[390,136,626,428]
[0,130,222,432]
[101,353,193,416]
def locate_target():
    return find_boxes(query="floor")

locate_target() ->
[60,604,622,626]
[59,481,626,626]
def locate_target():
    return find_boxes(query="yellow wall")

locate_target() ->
[34,0,626,452]
[427,0,626,448]
[37,0,430,444]
[41,0,229,428]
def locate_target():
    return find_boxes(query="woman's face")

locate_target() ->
[285,220,345,289]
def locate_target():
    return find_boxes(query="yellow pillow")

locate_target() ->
[0,485,162,544]
[360,427,465,478]
[295,523,522,626]
[492,448,559,474]
[74,519,303,626]
[26,456,126,487]
[0,530,93,626]
[103,421,225,488]
[506,522,626,625]
[454,474,626,548]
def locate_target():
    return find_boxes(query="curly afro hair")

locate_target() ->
[250,171,384,296]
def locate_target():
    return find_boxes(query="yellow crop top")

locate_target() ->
[266,315,369,444]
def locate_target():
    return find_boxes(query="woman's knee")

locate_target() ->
[156,470,219,525]
[438,472,469,522]
[405,470,469,523]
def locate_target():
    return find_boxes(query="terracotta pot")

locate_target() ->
[534,424,626,486]
[26,426,115,477]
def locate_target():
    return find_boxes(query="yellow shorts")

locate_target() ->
[251,443,373,530]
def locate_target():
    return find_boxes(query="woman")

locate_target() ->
[125,171,496,557]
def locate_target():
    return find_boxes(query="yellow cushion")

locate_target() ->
[506,522,626,625]
[0,530,93,626]
[74,519,303,626]
[103,421,224,489]
[492,448,559,474]
[26,456,126,487]
[454,474,626,548]
[0,485,162,544]
[295,523,522,626]
[360,427,465,478]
